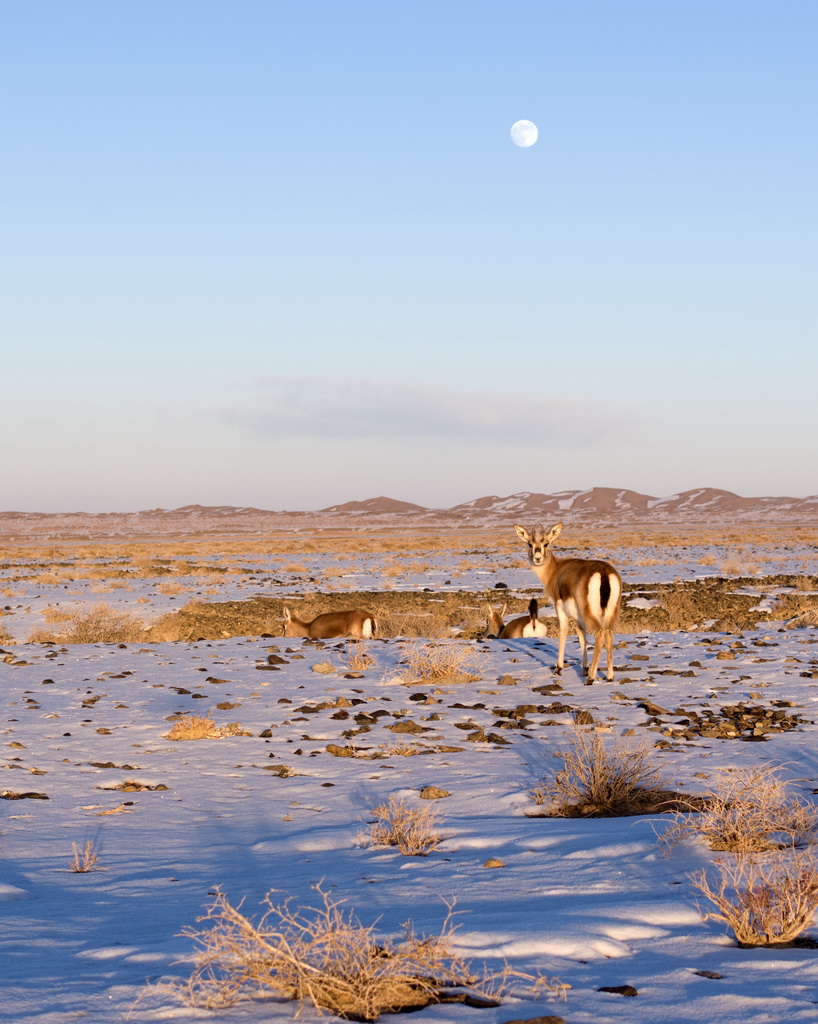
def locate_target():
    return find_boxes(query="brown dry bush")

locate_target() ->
[533,729,675,817]
[155,581,188,595]
[168,887,486,1019]
[692,851,818,946]
[396,642,484,683]
[27,602,147,643]
[774,586,818,625]
[164,715,249,740]
[342,643,374,672]
[368,797,441,856]
[660,766,818,853]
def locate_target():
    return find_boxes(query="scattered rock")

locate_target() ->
[419,785,450,800]
[638,700,670,716]
[99,780,169,792]
[388,720,427,734]
[598,984,638,997]
[483,857,505,868]
[326,744,358,758]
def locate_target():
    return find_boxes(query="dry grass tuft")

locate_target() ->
[164,715,250,741]
[396,642,484,683]
[533,729,675,817]
[692,851,818,946]
[343,643,374,672]
[70,840,100,872]
[168,886,487,1020]
[155,581,188,595]
[660,765,818,853]
[28,602,146,644]
[368,796,441,856]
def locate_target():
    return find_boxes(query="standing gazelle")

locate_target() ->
[514,522,621,683]
[283,607,377,639]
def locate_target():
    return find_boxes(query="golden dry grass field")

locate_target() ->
[1,518,816,645]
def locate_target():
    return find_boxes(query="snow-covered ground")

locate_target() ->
[3,613,818,1023]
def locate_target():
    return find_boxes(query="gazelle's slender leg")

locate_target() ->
[574,622,587,672]
[587,631,603,683]
[604,628,615,681]
[556,608,570,671]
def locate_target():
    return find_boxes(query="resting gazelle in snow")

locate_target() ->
[514,522,621,683]
[282,607,377,639]
[486,598,548,639]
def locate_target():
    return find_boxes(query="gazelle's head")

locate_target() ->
[282,606,298,637]
[485,602,507,636]
[514,522,563,567]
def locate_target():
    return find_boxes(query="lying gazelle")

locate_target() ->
[486,598,547,639]
[282,607,377,639]
[514,522,621,683]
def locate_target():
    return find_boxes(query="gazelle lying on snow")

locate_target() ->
[282,607,377,639]
[486,598,547,639]
[514,522,621,683]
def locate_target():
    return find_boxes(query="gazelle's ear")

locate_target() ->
[283,607,292,621]
[514,524,530,542]
[501,603,508,616]
[547,522,563,542]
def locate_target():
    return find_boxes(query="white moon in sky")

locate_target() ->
[510,119,538,148]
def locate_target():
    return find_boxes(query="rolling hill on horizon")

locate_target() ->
[1,487,816,541]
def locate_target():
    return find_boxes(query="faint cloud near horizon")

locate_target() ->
[224,374,627,445]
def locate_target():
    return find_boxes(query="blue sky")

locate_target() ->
[2,1,816,512]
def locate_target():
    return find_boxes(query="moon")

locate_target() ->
[510,119,538,148]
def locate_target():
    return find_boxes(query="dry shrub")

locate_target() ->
[719,559,756,576]
[0,624,13,645]
[165,715,249,740]
[396,642,484,683]
[377,743,431,758]
[368,797,441,856]
[660,766,818,853]
[27,602,146,644]
[788,608,818,628]
[692,852,818,946]
[169,887,484,1019]
[70,840,99,873]
[41,606,73,624]
[343,643,374,672]
[156,581,188,595]
[533,729,674,817]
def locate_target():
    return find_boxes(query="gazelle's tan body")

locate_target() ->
[514,522,621,683]
[283,607,377,639]
[486,598,547,639]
